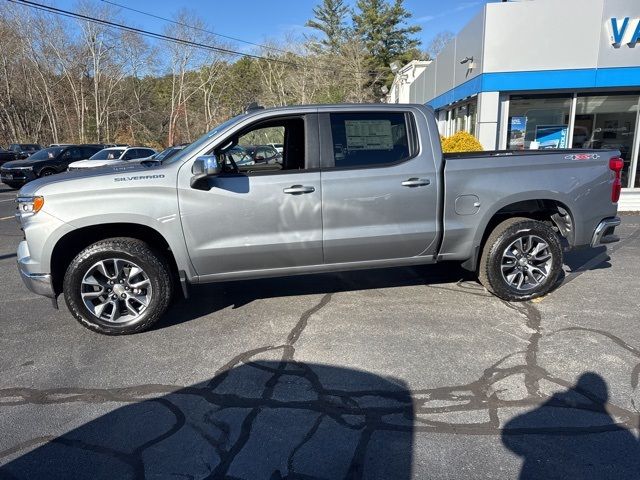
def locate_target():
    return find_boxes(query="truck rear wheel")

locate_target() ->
[478,217,563,302]
[63,238,173,335]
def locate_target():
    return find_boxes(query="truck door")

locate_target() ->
[177,114,323,277]
[320,110,440,264]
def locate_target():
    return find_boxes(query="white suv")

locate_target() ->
[68,146,156,170]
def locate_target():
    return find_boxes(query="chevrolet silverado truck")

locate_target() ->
[14,104,621,335]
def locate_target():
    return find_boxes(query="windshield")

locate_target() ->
[89,148,125,160]
[153,147,178,161]
[163,114,246,165]
[28,147,64,160]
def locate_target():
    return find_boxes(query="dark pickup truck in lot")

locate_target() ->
[1,144,105,188]
[0,144,41,167]
[15,104,621,335]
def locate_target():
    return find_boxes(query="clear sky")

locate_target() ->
[49,0,493,54]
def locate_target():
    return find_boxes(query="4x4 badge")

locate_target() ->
[564,153,600,160]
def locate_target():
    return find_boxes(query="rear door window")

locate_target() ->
[82,146,102,158]
[328,112,412,168]
[135,149,154,158]
[62,147,83,161]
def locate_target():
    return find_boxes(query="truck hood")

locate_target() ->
[2,158,36,169]
[68,159,125,169]
[19,161,166,197]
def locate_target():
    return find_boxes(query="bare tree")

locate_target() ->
[425,31,454,60]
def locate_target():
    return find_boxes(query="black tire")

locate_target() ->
[478,217,563,302]
[38,168,57,177]
[63,237,173,335]
[3,182,22,189]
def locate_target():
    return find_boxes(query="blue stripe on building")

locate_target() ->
[427,66,640,110]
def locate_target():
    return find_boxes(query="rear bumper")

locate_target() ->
[590,217,621,247]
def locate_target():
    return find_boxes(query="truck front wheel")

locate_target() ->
[478,217,563,302]
[63,238,173,335]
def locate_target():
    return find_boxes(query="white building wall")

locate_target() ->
[476,92,500,150]
[453,9,485,85]
[483,0,603,73]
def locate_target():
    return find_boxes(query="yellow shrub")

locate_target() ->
[441,131,483,153]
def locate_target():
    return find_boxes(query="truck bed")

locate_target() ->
[438,148,619,264]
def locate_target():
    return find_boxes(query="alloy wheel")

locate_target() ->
[80,258,152,323]
[500,235,553,291]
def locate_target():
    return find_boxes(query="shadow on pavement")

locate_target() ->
[159,243,615,331]
[158,262,476,330]
[563,246,610,273]
[0,361,413,480]
[502,372,640,479]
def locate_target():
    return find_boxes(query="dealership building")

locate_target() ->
[389,0,640,210]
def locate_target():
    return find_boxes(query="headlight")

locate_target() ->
[13,166,33,171]
[16,196,44,219]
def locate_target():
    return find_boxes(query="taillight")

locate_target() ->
[609,156,624,203]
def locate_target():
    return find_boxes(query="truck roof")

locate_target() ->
[243,103,433,116]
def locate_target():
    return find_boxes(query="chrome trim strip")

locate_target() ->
[590,217,621,247]
[18,268,55,298]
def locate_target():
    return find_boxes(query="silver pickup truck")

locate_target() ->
[14,104,621,335]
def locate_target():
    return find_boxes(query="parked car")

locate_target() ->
[1,144,105,188]
[15,104,620,335]
[145,144,188,163]
[225,145,254,166]
[7,143,42,159]
[269,142,284,153]
[67,146,156,170]
[0,147,16,167]
[242,144,282,164]
[0,144,41,166]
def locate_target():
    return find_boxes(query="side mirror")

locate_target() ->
[192,155,222,176]
[191,154,221,188]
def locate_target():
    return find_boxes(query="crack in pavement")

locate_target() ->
[2,232,640,479]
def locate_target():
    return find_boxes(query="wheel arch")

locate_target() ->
[36,165,58,176]
[463,195,575,272]
[50,223,182,296]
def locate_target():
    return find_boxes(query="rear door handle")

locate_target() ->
[401,178,430,187]
[283,185,315,195]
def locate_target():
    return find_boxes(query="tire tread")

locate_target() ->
[478,217,562,302]
[63,237,172,335]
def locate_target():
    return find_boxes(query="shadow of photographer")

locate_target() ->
[0,361,414,479]
[502,372,640,479]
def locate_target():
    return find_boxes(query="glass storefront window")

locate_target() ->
[445,99,477,137]
[508,95,572,150]
[573,93,639,189]
[468,102,477,137]
[453,104,467,134]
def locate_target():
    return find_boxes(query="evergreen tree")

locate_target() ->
[306,0,350,54]
[352,0,421,87]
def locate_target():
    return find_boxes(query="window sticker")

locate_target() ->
[345,120,393,150]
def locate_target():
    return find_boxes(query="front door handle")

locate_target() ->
[283,185,315,195]
[401,178,430,187]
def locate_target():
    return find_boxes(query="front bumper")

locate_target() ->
[19,268,55,298]
[1,169,34,186]
[591,217,621,247]
[17,240,55,298]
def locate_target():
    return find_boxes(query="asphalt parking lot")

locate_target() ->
[1,185,639,479]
